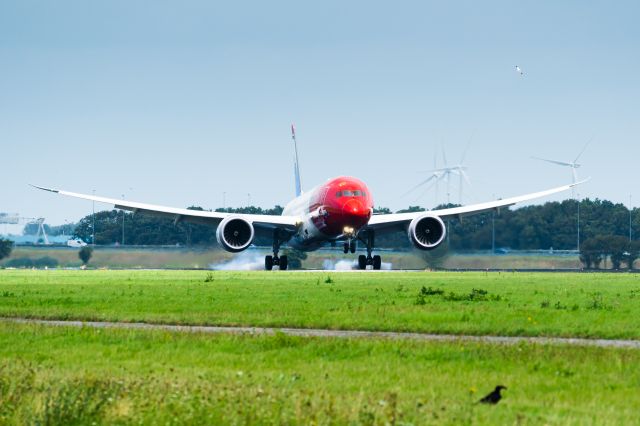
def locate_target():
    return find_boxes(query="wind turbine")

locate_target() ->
[405,138,473,206]
[401,152,443,205]
[531,140,591,198]
[453,138,473,204]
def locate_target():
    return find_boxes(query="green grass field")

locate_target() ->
[1,270,639,339]
[1,322,639,425]
[2,270,640,424]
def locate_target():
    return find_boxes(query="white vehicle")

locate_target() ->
[67,238,87,248]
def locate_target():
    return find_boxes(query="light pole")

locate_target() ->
[223,192,226,210]
[247,193,251,207]
[491,194,497,254]
[92,189,96,246]
[491,211,496,254]
[577,193,581,252]
[121,194,125,246]
[630,194,633,242]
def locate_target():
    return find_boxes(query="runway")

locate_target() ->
[3,317,639,349]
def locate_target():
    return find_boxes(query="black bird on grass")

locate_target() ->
[478,385,507,404]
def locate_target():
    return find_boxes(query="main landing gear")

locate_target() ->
[356,230,382,270]
[265,255,287,271]
[265,230,288,271]
[357,254,381,270]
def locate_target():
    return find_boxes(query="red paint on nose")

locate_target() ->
[342,199,370,219]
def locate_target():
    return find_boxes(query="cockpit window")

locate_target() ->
[336,190,366,198]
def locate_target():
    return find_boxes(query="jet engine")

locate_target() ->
[216,216,255,253]
[408,214,446,250]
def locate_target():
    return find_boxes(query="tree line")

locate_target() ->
[63,198,639,253]
[5,198,640,269]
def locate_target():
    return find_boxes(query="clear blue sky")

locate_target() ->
[1,1,639,229]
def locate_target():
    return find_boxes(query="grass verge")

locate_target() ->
[1,322,639,425]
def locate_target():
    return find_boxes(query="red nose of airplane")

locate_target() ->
[342,199,370,220]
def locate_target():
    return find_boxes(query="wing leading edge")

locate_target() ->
[31,185,300,232]
[367,180,587,232]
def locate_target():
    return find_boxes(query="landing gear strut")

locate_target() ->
[265,230,288,271]
[343,240,356,254]
[356,230,381,270]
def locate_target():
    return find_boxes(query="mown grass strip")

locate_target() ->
[1,270,640,339]
[3,317,640,350]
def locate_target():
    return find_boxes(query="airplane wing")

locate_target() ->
[367,181,585,233]
[31,185,300,233]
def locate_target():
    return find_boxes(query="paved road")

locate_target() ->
[3,317,640,349]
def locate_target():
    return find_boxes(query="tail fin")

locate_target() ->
[291,124,303,197]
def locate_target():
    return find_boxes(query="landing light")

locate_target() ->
[343,226,355,235]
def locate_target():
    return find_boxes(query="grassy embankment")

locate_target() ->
[0,322,639,425]
[1,270,639,339]
[3,246,582,269]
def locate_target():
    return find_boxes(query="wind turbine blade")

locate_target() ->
[460,131,475,165]
[574,136,593,163]
[414,179,439,203]
[417,167,448,173]
[441,144,448,166]
[401,174,438,197]
[531,156,573,167]
[461,170,472,187]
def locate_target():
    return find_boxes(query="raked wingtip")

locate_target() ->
[29,184,59,193]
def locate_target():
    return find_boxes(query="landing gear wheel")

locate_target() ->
[265,255,274,271]
[372,255,382,270]
[343,243,349,254]
[279,255,288,271]
[358,255,367,270]
[349,240,356,253]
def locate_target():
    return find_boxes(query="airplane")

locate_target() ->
[33,126,583,270]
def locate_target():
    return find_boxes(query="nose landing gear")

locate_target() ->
[343,240,356,254]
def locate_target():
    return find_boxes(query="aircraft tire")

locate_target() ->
[372,255,382,270]
[350,240,356,253]
[265,255,274,271]
[358,255,367,270]
[279,256,288,270]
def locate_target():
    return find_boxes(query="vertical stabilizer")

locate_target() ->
[291,124,303,197]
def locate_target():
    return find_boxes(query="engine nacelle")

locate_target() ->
[216,216,255,253]
[408,214,447,250]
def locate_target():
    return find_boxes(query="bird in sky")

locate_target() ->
[478,385,507,404]
[515,65,524,76]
